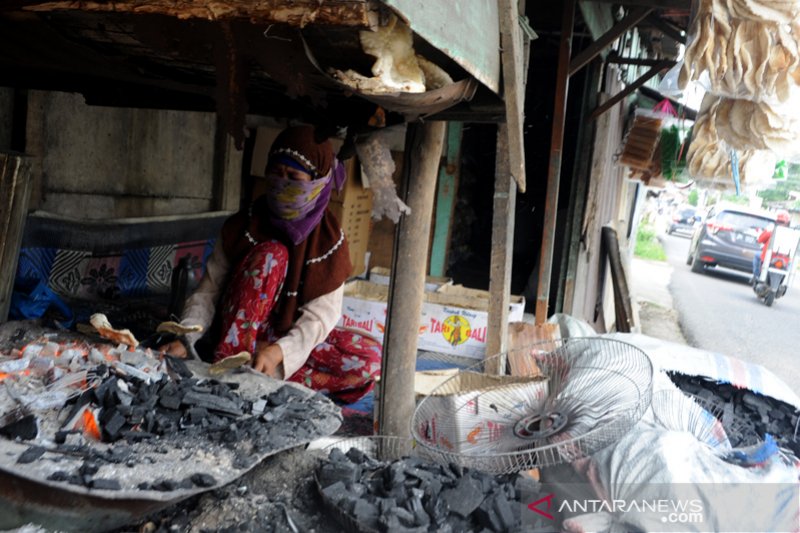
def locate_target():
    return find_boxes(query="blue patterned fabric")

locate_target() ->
[14,213,227,303]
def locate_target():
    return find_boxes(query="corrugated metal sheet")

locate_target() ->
[380,0,501,93]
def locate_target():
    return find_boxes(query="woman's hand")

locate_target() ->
[253,342,284,379]
[160,340,187,358]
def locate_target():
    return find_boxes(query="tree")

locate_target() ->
[687,189,699,206]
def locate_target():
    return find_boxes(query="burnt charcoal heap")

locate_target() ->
[670,372,800,454]
[3,362,340,496]
[317,447,539,533]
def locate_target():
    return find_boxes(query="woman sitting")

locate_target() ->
[163,125,381,403]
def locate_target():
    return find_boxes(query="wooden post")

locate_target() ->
[536,0,575,325]
[498,0,527,192]
[378,121,446,438]
[0,154,32,322]
[485,124,516,375]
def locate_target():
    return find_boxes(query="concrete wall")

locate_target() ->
[25,91,240,219]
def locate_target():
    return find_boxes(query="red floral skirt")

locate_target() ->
[214,240,381,403]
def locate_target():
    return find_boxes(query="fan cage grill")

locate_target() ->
[411,337,653,473]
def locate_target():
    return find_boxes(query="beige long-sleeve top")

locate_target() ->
[180,240,344,379]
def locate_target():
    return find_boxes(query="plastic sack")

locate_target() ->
[10,281,75,328]
[550,425,799,533]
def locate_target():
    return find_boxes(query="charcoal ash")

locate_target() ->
[121,446,341,533]
[669,372,800,452]
[316,449,540,533]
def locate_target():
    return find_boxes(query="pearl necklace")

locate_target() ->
[245,203,259,245]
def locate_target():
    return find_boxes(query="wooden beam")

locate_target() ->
[588,59,672,120]
[429,122,462,278]
[498,0,527,192]
[536,0,575,325]
[0,154,32,322]
[485,124,516,375]
[14,0,380,28]
[602,226,635,332]
[378,121,446,439]
[589,0,690,9]
[569,6,653,77]
[644,13,687,45]
[607,54,677,67]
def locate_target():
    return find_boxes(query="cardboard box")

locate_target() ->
[368,266,452,292]
[338,280,526,359]
[329,159,373,278]
[373,370,549,453]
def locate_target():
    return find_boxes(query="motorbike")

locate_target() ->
[753,225,800,307]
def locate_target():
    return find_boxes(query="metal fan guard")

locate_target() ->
[651,389,762,448]
[411,337,653,473]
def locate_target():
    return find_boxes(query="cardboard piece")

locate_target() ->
[367,266,452,292]
[339,280,525,359]
[374,369,549,454]
[409,372,549,453]
[329,159,373,278]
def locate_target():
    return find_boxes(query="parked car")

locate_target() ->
[667,205,698,235]
[687,203,775,275]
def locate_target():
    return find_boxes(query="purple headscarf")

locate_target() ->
[259,126,347,245]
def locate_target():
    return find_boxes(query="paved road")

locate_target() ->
[661,232,800,392]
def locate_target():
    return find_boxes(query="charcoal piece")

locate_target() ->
[321,480,346,503]
[408,489,430,527]
[266,386,305,407]
[79,461,100,476]
[138,482,151,490]
[17,445,46,464]
[126,459,136,468]
[353,499,380,529]
[47,471,70,482]
[182,391,243,416]
[179,478,194,490]
[251,399,267,415]
[449,462,464,478]
[441,475,485,517]
[388,461,406,487]
[127,406,147,426]
[184,407,209,425]
[425,478,443,499]
[91,478,121,491]
[347,482,367,499]
[191,473,217,487]
[0,414,38,441]
[475,499,503,532]
[159,393,182,411]
[344,447,369,465]
[492,493,516,530]
[377,497,397,514]
[101,410,127,441]
[152,479,179,492]
[424,494,449,524]
[390,506,416,527]
[54,430,72,444]
[319,461,360,488]
[165,356,192,379]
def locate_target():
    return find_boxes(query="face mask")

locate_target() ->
[262,173,330,220]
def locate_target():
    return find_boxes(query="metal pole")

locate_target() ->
[378,121,446,438]
[535,0,575,325]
